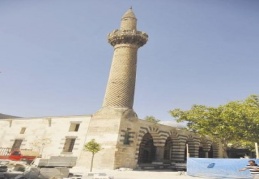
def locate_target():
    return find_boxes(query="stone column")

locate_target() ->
[171,142,186,163]
[204,152,209,158]
[202,145,212,158]
[154,146,165,162]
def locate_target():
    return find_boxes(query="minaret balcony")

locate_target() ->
[108,29,148,47]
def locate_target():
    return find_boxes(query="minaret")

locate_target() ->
[99,8,148,117]
[83,8,148,170]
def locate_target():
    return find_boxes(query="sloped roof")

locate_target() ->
[0,113,20,119]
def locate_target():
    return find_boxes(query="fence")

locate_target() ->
[187,158,259,179]
[0,148,11,156]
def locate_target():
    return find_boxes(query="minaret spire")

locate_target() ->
[99,8,148,117]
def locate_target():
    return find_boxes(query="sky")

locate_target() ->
[0,0,259,123]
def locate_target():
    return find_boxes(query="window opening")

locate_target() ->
[69,123,80,132]
[11,139,23,151]
[20,127,26,134]
[63,138,76,152]
[123,129,130,145]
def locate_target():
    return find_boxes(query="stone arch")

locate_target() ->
[135,126,159,163]
[211,142,221,158]
[199,146,205,158]
[151,129,172,162]
[135,126,171,163]
[137,132,156,163]
[148,126,161,146]
[169,129,188,163]
[199,138,213,158]
[186,133,201,158]
[163,137,172,161]
[208,145,214,158]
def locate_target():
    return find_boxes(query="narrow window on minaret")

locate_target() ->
[123,129,130,145]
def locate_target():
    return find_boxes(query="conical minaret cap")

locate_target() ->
[120,7,137,31]
[121,7,136,19]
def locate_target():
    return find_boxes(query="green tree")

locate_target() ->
[170,95,259,157]
[144,116,160,123]
[84,139,101,172]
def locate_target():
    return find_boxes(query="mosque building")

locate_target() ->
[0,8,223,170]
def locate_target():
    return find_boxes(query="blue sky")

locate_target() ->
[0,0,258,122]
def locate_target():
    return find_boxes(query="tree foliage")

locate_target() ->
[144,116,160,123]
[170,95,259,155]
[84,139,101,172]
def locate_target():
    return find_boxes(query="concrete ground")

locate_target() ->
[105,170,204,179]
[71,168,205,179]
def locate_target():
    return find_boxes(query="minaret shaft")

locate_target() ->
[98,8,148,116]
[103,44,138,108]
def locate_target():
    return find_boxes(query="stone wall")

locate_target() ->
[0,115,91,159]
[0,115,223,170]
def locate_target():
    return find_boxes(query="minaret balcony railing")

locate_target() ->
[108,29,148,47]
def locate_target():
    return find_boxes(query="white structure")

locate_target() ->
[0,115,91,159]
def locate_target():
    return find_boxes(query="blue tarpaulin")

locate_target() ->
[187,158,259,178]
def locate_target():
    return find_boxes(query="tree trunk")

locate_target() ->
[90,153,94,172]
[222,142,229,158]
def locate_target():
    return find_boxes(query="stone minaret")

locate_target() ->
[97,8,148,118]
[83,8,148,170]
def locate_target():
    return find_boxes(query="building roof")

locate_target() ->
[0,113,20,119]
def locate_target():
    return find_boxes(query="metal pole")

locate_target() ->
[255,142,259,159]
[186,144,190,158]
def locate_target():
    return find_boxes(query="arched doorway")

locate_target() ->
[199,146,205,158]
[163,137,172,161]
[184,143,187,162]
[208,145,213,158]
[138,133,156,164]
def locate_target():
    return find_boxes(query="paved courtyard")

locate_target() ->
[108,170,203,179]
[79,169,205,179]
